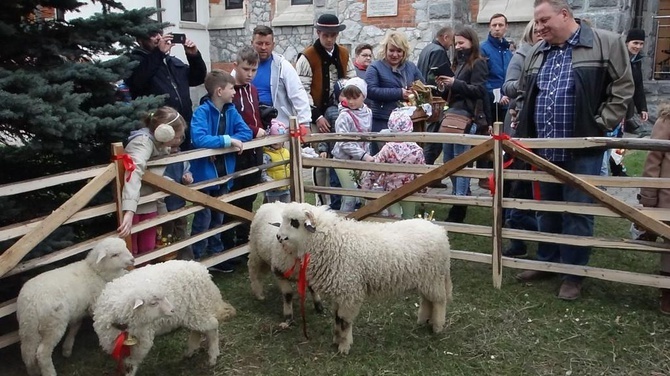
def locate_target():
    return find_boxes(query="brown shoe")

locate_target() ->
[660,289,670,315]
[515,270,554,282]
[558,280,582,301]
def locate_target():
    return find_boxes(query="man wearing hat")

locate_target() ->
[296,13,357,210]
[127,26,207,150]
[624,28,648,132]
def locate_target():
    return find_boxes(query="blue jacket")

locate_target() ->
[365,59,424,132]
[480,34,512,93]
[190,100,253,190]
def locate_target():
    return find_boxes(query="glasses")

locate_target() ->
[359,53,373,58]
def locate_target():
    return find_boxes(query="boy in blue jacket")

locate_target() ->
[190,69,252,262]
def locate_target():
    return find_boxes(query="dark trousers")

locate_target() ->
[423,121,443,165]
[221,148,261,249]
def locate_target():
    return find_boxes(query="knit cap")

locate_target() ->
[626,29,645,42]
[342,77,367,99]
[387,110,414,133]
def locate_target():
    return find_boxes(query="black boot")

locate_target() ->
[446,205,467,223]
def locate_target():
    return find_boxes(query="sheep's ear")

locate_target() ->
[133,299,144,310]
[304,210,317,233]
[269,222,280,227]
[96,251,106,264]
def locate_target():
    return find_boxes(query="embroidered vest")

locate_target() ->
[302,45,350,112]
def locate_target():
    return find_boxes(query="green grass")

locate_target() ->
[1,203,669,376]
[623,149,646,177]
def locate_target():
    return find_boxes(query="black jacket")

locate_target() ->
[127,47,207,148]
[441,52,488,117]
[628,53,648,119]
[417,40,450,86]
[516,22,634,151]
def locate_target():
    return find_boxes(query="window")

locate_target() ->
[272,0,314,27]
[477,0,533,23]
[226,0,243,10]
[181,0,197,22]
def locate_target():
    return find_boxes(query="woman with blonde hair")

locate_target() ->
[365,31,424,154]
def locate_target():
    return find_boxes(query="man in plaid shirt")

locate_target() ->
[513,0,634,300]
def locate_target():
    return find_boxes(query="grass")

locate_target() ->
[1,155,668,376]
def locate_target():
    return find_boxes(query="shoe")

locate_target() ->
[445,205,467,223]
[502,247,527,258]
[208,261,235,273]
[515,270,554,282]
[558,280,582,301]
[428,181,447,189]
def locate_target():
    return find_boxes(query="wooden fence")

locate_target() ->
[1,117,670,350]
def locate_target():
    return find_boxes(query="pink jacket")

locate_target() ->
[361,141,426,191]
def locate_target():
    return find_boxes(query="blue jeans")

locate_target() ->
[191,186,228,259]
[535,153,603,282]
[442,125,477,196]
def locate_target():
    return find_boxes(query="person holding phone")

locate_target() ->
[127,25,207,150]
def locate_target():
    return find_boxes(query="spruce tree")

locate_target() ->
[0,1,168,247]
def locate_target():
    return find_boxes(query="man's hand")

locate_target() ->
[158,34,174,54]
[316,116,330,133]
[641,111,649,122]
[184,39,198,55]
[230,138,244,154]
[319,152,328,158]
[182,172,194,185]
[499,95,510,106]
[256,128,267,138]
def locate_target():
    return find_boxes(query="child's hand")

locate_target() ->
[363,154,374,162]
[182,172,193,185]
[117,211,134,238]
[231,138,244,154]
[256,128,266,138]
[319,152,328,158]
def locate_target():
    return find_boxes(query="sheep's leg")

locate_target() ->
[430,299,447,333]
[275,275,294,328]
[36,320,67,376]
[20,332,40,376]
[417,296,433,325]
[308,285,324,313]
[124,333,154,376]
[335,304,360,355]
[184,331,203,358]
[248,254,269,300]
[203,328,220,366]
[331,302,340,345]
[422,279,448,333]
[61,318,82,357]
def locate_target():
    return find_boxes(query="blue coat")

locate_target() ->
[365,59,424,132]
[480,34,512,93]
[190,100,252,190]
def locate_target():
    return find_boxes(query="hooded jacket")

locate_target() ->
[190,99,253,190]
[127,47,207,149]
[480,34,513,93]
[516,22,634,154]
[332,103,373,160]
[122,128,169,214]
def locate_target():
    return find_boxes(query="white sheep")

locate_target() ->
[276,202,452,354]
[92,260,236,376]
[17,237,134,376]
[248,202,323,327]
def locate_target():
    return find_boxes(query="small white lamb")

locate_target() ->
[17,237,134,376]
[276,202,452,354]
[248,202,323,327]
[92,260,236,376]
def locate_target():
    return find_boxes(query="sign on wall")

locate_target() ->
[367,0,398,17]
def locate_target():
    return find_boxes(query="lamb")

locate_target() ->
[276,202,452,354]
[92,260,236,376]
[248,202,323,327]
[17,237,134,376]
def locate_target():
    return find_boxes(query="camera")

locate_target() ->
[171,33,186,44]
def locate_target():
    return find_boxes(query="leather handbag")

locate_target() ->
[439,90,473,134]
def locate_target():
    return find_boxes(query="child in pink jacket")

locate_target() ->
[361,109,425,218]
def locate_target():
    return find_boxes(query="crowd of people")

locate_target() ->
[116,0,670,309]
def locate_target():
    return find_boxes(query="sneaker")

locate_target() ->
[428,181,448,189]
[208,261,235,273]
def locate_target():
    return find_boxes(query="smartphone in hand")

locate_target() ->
[172,33,186,44]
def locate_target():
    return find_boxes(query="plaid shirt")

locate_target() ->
[534,28,581,162]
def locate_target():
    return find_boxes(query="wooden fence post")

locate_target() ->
[288,116,305,203]
[111,142,132,253]
[491,121,504,289]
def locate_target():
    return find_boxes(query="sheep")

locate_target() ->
[92,260,236,376]
[17,237,134,376]
[248,202,323,327]
[276,202,452,354]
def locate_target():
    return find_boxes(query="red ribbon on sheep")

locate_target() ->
[111,331,131,375]
[112,154,136,182]
[283,253,311,339]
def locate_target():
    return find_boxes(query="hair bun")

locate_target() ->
[154,124,176,143]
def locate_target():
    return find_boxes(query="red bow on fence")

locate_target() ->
[289,125,309,143]
[112,154,136,182]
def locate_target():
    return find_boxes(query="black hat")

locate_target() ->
[315,14,346,32]
[626,29,645,42]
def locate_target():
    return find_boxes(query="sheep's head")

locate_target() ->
[88,237,135,280]
[130,293,174,324]
[276,203,320,254]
